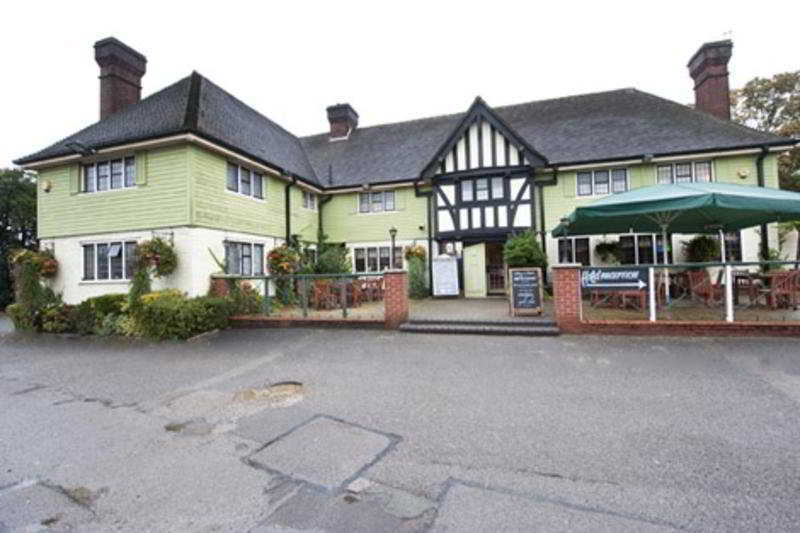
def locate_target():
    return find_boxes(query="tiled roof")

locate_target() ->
[16,77,795,190]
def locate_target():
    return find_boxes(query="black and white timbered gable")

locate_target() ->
[422,97,548,241]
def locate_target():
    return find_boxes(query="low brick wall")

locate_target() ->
[552,264,800,337]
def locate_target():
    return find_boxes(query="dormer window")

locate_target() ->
[459,177,505,203]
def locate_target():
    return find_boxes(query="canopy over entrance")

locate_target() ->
[551,182,800,238]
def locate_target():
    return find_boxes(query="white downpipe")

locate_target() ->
[719,229,727,263]
[725,264,734,323]
[648,267,656,322]
[661,226,670,306]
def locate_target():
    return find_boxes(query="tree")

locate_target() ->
[0,169,37,309]
[731,71,800,191]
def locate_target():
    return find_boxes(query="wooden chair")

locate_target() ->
[687,269,724,307]
[364,278,384,302]
[311,280,336,310]
[350,280,364,307]
[765,271,799,309]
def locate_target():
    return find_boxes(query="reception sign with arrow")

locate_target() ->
[581,267,649,291]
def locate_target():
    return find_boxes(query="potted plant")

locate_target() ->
[594,240,621,264]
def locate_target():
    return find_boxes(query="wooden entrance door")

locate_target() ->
[463,243,487,298]
[486,242,506,294]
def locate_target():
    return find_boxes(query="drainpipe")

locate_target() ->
[414,180,434,295]
[537,166,558,284]
[756,146,769,260]
[317,194,332,243]
[284,176,297,243]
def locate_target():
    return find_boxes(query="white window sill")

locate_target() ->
[80,186,137,196]
[357,210,399,216]
[79,279,132,285]
[225,189,266,203]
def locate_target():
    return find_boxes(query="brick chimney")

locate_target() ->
[94,37,147,120]
[326,103,358,139]
[687,40,733,120]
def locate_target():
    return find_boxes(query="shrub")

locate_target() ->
[72,301,98,336]
[408,256,428,299]
[12,260,61,331]
[6,303,32,331]
[10,248,59,279]
[314,245,352,275]
[40,303,76,334]
[127,267,152,316]
[88,294,127,319]
[503,231,547,269]
[230,282,262,315]
[134,292,233,340]
[682,235,719,264]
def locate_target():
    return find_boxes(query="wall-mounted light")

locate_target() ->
[42,180,53,193]
[737,169,750,179]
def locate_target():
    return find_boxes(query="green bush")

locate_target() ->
[503,231,547,269]
[40,303,76,334]
[6,303,32,331]
[314,245,352,275]
[594,240,622,264]
[135,293,233,341]
[682,235,720,264]
[408,256,428,299]
[87,294,127,319]
[230,283,262,315]
[72,301,97,336]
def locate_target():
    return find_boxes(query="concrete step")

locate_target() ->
[398,322,560,337]
[406,318,557,328]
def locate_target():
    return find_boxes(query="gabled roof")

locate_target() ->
[301,89,794,187]
[14,72,319,185]
[17,77,795,190]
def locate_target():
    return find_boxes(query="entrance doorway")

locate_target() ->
[486,242,506,294]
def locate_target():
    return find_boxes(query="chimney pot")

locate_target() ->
[326,103,358,139]
[94,37,147,120]
[687,39,733,120]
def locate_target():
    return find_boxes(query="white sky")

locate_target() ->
[2,0,798,168]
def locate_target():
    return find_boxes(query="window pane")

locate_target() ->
[371,192,383,212]
[694,161,711,182]
[654,234,673,265]
[302,192,308,208]
[253,173,263,198]
[242,243,252,275]
[611,169,628,193]
[226,163,239,192]
[657,165,672,184]
[111,159,123,189]
[226,242,241,275]
[97,243,109,279]
[383,191,395,211]
[619,236,635,264]
[355,248,366,272]
[461,181,473,202]
[379,247,391,270]
[594,170,609,195]
[240,168,251,196]
[97,162,110,191]
[367,248,378,271]
[721,231,742,262]
[109,242,123,279]
[675,163,692,183]
[124,242,137,279]
[575,238,590,266]
[393,246,403,269]
[558,239,573,263]
[83,245,95,280]
[491,177,504,199]
[253,244,264,275]
[84,165,96,192]
[359,193,370,213]
[124,157,136,187]
[475,178,489,201]
[638,235,654,264]
[577,172,592,196]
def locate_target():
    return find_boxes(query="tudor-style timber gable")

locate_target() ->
[424,97,547,241]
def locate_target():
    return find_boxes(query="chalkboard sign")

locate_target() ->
[509,267,543,316]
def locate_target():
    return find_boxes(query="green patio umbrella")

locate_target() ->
[551,181,800,303]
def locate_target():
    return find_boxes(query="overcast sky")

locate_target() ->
[2,0,798,168]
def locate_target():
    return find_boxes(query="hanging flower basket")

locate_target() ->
[136,238,178,277]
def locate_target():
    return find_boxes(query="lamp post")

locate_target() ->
[389,227,398,269]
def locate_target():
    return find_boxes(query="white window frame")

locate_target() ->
[81,240,137,282]
[302,190,317,210]
[618,233,672,265]
[352,245,404,273]
[82,156,136,194]
[226,162,265,201]
[358,191,396,214]
[557,237,590,266]
[655,161,713,185]
[224,241,266,276]
[577,168,629,197]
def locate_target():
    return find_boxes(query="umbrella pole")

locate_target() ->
[662,226,670,306]
[718,228,727,263]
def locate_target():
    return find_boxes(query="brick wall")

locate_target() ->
[383,270,409,329]
[552,265,582,332]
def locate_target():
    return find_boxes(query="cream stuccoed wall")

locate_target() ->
[41,227,283,304]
